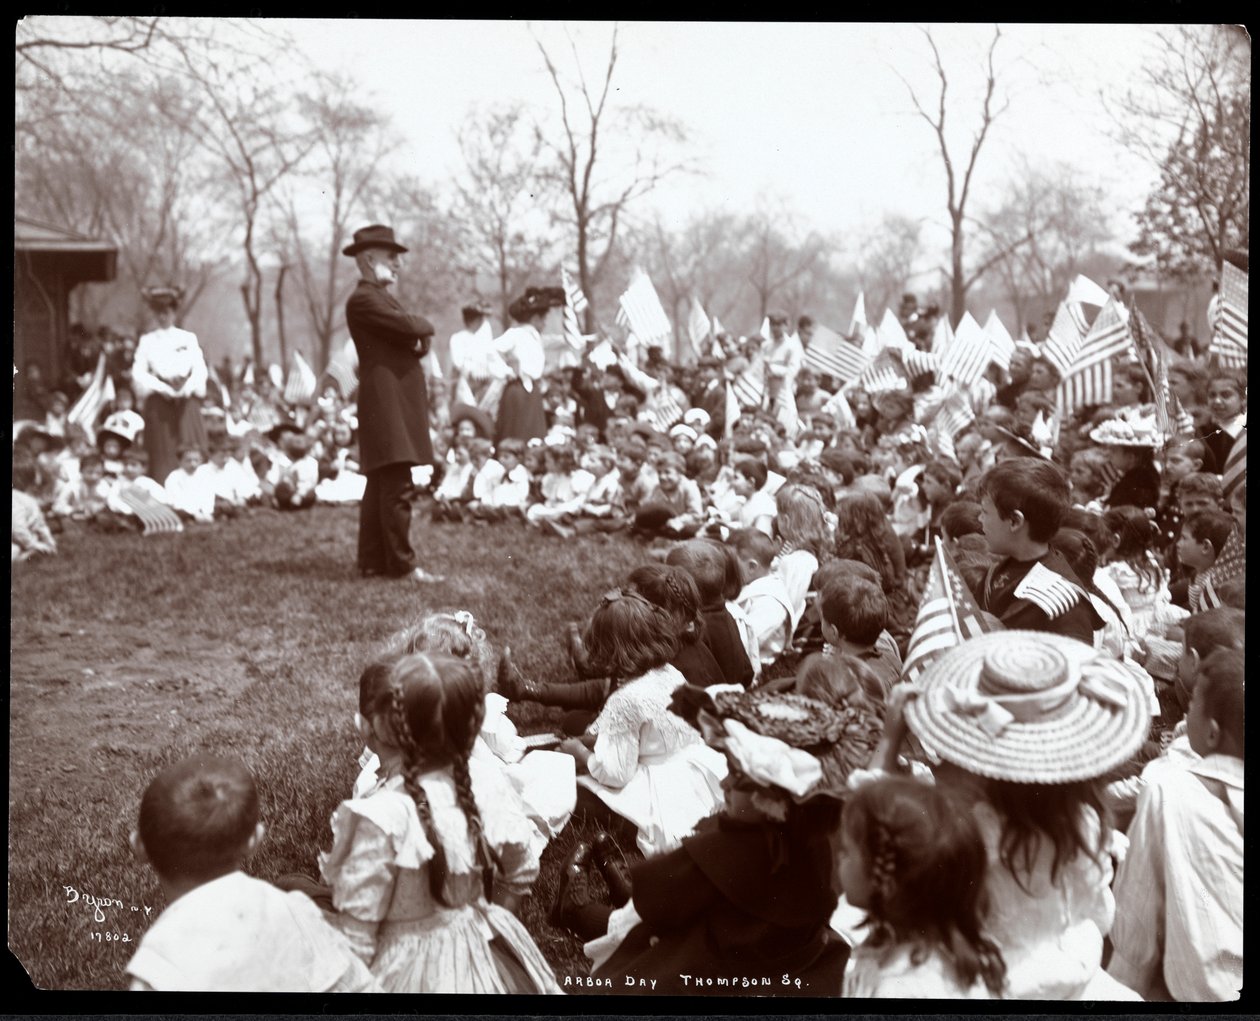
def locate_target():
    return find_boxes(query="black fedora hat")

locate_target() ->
[342,224,409,257]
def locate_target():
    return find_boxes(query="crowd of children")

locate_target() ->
[24,294,1245,1001]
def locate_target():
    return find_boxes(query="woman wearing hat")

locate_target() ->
[554,687,873,996]
[494,287,565,443]
[130,286,209,483]
[1088,414,1162,510]
[875,632,1150,999]
[448,298,504,408]
[343,224,441,582]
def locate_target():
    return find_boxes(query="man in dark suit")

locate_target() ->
[343,224,442,582]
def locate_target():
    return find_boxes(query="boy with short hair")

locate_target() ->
[196,441,244,519]
[976,457,1102,642]
[52,453,117,521]
[815,574,898,699]
[468,438,531,521]
[1108,648,1243,1002]
[165,446,216,523]
[727,527,793,673]
[269,432,320,511]
[126,754,378,992]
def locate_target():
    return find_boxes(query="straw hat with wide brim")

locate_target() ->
[1089,416,1163,448]
[904,630,1151,785]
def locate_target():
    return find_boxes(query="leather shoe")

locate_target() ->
[496,647,538,701]
[550,842,592,927]
[591,831,633,908]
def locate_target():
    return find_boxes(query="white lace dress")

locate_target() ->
[576,664,727,857]
[320,760,562,994]
[1098,556,1185,640]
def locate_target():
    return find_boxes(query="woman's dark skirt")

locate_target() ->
[143,393,208,482]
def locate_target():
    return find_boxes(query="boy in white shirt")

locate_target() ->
[108,449,180,531]
[196,441,245,519]
[165,446,216,524]
[727,528,794,671]
[126,754,378,992]
[268,431,319,511]
[52,453,117,522]
[226,435,264,507]
[468,438,531,522]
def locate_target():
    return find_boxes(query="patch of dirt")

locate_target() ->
[9,621,257,801]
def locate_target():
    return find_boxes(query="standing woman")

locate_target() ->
[130,286,209,483]
[494,287,565,444]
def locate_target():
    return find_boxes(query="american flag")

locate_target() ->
[1041,302,1086,378]
[1223,428,1246,500]
[848,291,868,336]
[67,353,115,442]
[731,366,765,409]
[925,386,974,464]
[1066,274,1112,310]
[939,312,990,387]
[902,537,999,684]
[821,389,857,430]
[983,310,1015,370]
[1210,260,1247,368]
[930,314,953,355]
[283,350,318,406]
[856,347,909,394]
[1058,298,1132,416]
[1129,304,1179,443]
[114,486,183,535]
[804,323,870,384]
[562,268,590,353]
[903,347,940,380]
[322,337,359,398]
[648,390,686,432]
[877,308,912,351]
[615,268,672,350]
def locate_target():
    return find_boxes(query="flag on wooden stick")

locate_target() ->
[939,312,990,387]
[1210,260,1248,368]
[848,291,868,337]
[983,310,1015,370]
[1057,298,1132,416]
[1041,302,1087,378]
[930,314,954,355]
[687,297,711,362]
[649,390,686,432]
[561,268,590,354]
[67,353,115,441]
[283,350,318,406]
[902,537,1000,685]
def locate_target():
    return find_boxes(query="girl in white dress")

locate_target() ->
[321,652,562,994]
[840,775,1006,998]
[557,590,727,858]
[1099,506,1183,639]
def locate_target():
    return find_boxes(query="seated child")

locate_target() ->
[467,438,531,522]
[666,539,755,689]
[632,450,703,540]
[51,452,118,525]
[196,441,244,519]
[727,527,793,672]
[1108,648,1243,1002]
[432,439,475,521]
[611,440,657,522]
[12,453,57,561]
[125,754,378,992]
[107,448,180,531]
[976,457,1102,642]
[526,440,596,532]
[729,457,777,536]
[812,574,898,699]
[164,446,216,523]
[270,432,319,511]
[567,444,623,535]
[97,424,135,479]
[939,499,983,546]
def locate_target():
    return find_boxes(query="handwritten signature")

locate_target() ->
[65,885,153,924]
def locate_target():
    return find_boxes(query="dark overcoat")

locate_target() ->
[345,279,435,473]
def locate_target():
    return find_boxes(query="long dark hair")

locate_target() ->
[834,492,903,591]
[982,776,1110,890]
[1050,528,1129,630]
[844,776,1006,995]
[626,564,703,644]
[583,590,678,679]
[386,653,499,906]
[1102,506,1162,592]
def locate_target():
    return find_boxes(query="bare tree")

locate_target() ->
[977,160,1111,326]
[533,23,691,329]
[280,74,397,372]
[895,26,1022,325]
[855,214,925,317]
[454,103,553,323]
[168,30,316,365]
[744,205,828,322]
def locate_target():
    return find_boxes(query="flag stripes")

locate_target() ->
[1041,302,1086,378]
[115,488,183,535]
[283,351,318,406]
[687,297,711,361]
[983,310,1015,370]
[804,325,870,384]
[322,338,359,398]
[68,353,115,441]
[939,312,990,386]
[1210,261,1248,367]
[1223,428,1246,499]
[648,391,686,432]
[616,268,672,348]
[562,268,589,353]
[902,538,998,684]
[1058,299,1131,416]
[732,368,765,409]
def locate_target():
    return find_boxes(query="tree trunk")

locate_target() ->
[275,263,289,368]
[242,280,263,366]
[950,215,967,328]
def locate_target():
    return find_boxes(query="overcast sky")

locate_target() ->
[288,20,1169,255]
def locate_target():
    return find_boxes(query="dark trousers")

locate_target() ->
[358,462,416,576]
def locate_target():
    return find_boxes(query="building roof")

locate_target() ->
[15,215,118,254]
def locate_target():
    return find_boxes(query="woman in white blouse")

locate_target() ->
[130,287,209,482]
[493,287,564,443]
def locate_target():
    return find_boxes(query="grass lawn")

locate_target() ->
[9,505,646,990]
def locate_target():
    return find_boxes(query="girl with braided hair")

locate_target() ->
[319,652,561,993]
[839,775,1006,997]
